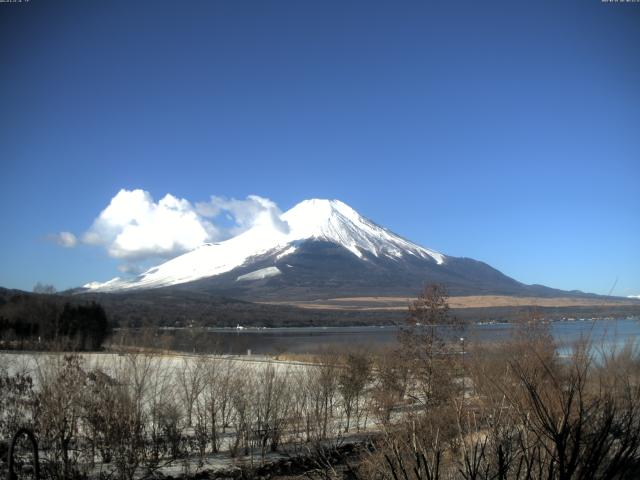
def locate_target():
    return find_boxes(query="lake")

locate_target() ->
[160,317,640,355]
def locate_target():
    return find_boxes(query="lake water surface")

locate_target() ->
[167,318,640,355]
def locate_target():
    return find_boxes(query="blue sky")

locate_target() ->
[1,0,638,296]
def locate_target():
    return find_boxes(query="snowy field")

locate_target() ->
[0,351,313,383]
[0,350,378,478]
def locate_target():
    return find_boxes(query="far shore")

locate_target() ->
[261,295,640,311]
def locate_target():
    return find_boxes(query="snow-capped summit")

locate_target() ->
[282,199,444,263]
[84,198,445,292]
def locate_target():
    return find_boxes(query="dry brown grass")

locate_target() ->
[261,295,639,311]
[272,352,322,363]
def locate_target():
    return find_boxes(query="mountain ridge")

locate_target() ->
[80,199,599,300]
[82,199,446,293]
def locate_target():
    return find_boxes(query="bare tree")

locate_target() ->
[308,360,339,441]
[34,354,87,479]
[338,352,371,432]
[229,366,252,457]
[371,347,410,425]
[176,356,205,428]
[199,357,235,453]
[399,284,461,407]
[253,363,292,458]
[0,364,36,439]
[504,347,640,480]
[83,368,145,480]
[33,282,57,294]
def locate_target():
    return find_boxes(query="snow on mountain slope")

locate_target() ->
[236,266,282,282]
[83,199,445,292]
[282,199,444,263]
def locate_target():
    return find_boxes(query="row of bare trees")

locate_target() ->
[360,287,640,480]
[0,348,378,479]
[2,338,639,480]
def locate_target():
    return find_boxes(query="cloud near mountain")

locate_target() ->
[54,189,283,270]
[49,231,78,248]
[196,195,289,236]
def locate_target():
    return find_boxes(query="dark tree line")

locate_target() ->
[57,302,111,350]
[0,294,111,350]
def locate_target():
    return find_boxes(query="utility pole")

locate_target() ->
[460,336,465,403]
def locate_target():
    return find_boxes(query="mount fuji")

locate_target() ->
[82,199,576,300]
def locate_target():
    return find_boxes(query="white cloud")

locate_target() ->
[61,189,286,271]
[117,263,147,274]
[196,194,289,235]
[51,231,78,248]
[82,189,217,261]
[628,295,640,299]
